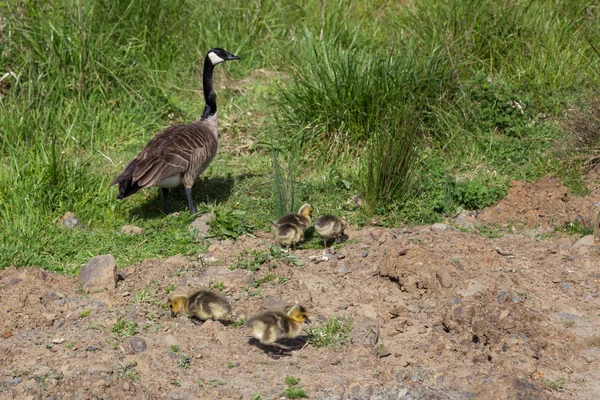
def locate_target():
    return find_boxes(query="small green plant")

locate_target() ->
[283,386,308,399]
[178,354,191,369]
[212,281,225,292]
[243,286,262,297]
[165,285,176,294]
[253,273,277,288]
[118,365,139,381]
[79,309,90,318]
[172,380,181,387]
[45,344,52,349]
[209,379,227,386]
[208,205,256,240]
[133,280,159,304]
[66,342,74,349]
[541,376,565,391]
[307,316,352,348]
[230,318,247,327]
[556,221,594,236]
[284,376,300,386]
[171,345,180,353]
[278,276,290,284]
[226,361,235,369]
[110,317,137,337]
[252,395,262,400]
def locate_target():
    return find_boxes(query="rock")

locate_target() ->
[457,281,488,298]
[338,303,348,310]
[573,235,595,248]
[123,337,147,354]
[405,304,419,313]
[80,255,117,291]
[261,297,286,311]
[52,338,65,344]
[351,317,380,347]
[163,254,191,270]
[2,331,12,338]
[121,225,144,236]
[499,309,510,320]
[337,266,349,275]
[85,345,98,352]
[192,267,253,287]
[361,251,369,258]
[432,223,448,231]
[189,213,213,239]
[57,212,81,230]
[435,270,453,288]
[164,335,179,348]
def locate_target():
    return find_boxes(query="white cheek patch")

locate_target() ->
[208,52,225,65]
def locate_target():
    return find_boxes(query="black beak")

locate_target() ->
[305,317,312,325]
[170,311,176,318]
[226,51,240,61]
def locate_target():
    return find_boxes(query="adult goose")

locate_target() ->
[110,48,240,214]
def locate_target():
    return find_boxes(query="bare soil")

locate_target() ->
[2,175,600,400]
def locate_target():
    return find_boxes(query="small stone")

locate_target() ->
[122,292,131,297]
[232,292,241,301]
[122,382,130,391]
[125,337,147,354]
[261,297,286,311]
[121,225,144,236]
[164,335,179,348]
[57,212,81,230]
[52,338,65,344]
[573,235,595,248]
[337,266,349,275]
[1,331,12,338]
[189,213,213,239]
[80,254,117,291]
[336,254,346,259]
[338,303,348,310]
[436,270,453,288]
[432,223,448,231]
[85,345,98,352]
[499,309,510,320]
[362,251,369,258]
[405,304,419,313]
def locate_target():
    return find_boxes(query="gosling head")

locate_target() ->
[167,295,187,317]
[298,203,313,218]
[285,305,311,324]
[207,48,240,66]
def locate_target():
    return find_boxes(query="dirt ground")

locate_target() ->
[2,175,600,400]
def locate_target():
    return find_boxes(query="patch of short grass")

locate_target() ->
[307,316,352,348]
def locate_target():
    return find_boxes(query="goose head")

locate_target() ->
[207,48,240,66]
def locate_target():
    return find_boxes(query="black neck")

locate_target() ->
[201,56,216,120]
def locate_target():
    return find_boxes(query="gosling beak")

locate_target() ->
[170,311,176,318]
[304,317,312,325]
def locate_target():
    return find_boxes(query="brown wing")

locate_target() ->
[126,121,218,189]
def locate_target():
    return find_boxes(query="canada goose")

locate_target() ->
[272,203,313,231]
[314,215,348,248]
[110,48,240,214]
[274,223,304,250]
[245,305,310,349]
[168,290,232,321]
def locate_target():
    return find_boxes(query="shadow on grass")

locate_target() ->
[127,173,235,218]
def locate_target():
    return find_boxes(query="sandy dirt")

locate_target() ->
[2,175,600,400]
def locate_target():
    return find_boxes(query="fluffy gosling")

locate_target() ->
[314,214,348,248]
[168,290,231,321]
[274,223,304,250]
[272,203,313,231]
[245,305,310,349]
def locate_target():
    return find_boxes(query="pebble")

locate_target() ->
[164,335,179,348]
[126,337,147,354]
[432,223,448,231]
[435,270,453,288]
[337,267,349,275]
[337,254,346,259]
[573,235,595,248]
[57,212,81,229]
[121,225,144,236]
[52,338,65,344]
[499,309,510,320]
[362,251,369,258]
[122,382,130,391]
[405,304,419,313]
[85,346,98,352]
[338,303,348,310]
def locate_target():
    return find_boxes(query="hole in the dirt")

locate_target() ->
[442,322,450,333]
[472,334,480,344]
[487,355,493,362]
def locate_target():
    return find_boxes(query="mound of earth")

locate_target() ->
[1,176,600,399]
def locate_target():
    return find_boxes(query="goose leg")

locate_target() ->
[161,188,170,214]
[185,187,196,214]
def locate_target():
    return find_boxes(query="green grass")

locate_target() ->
[307,316,352,348]
[2,0,600,272]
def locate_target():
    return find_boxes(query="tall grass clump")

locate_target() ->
[277,36,453,212]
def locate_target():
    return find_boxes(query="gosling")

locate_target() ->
[245,304,310,349]
[272,203,313,231]
[168,290,231,322]
[314,215,348,248]
[274,223,304,250]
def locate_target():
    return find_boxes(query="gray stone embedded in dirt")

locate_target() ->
[189,213,213,239]
[261,297,286,311]
[192,266,253,287]
[432,223,448,231]
[436,270,453,288]
[80,255,117,291]
[121,225,144,236]
[164,335,179,348]
[57,212,81,230]
[573,235,595,248]
[124,337,147,354]
[350,317,380,347]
